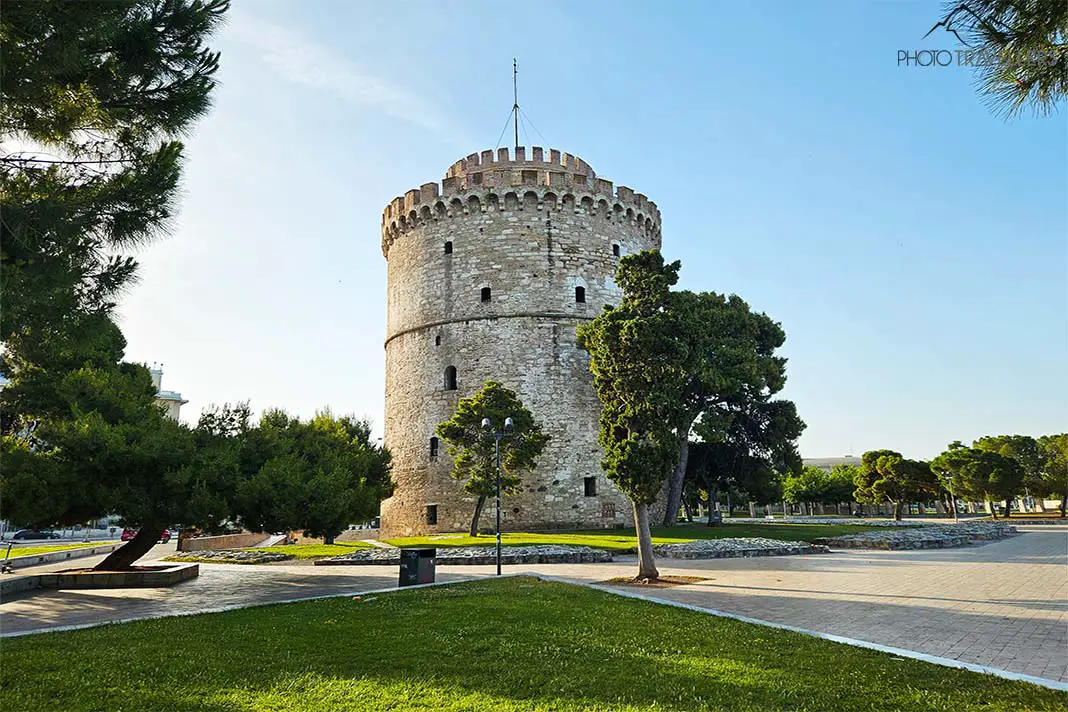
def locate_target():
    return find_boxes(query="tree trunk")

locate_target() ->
[682,493,694,523]
[1005,498,1013,519]
[662,437,690,527]
[707,486,719,526]
[94,525,162,571]
[324,534,336,545]
[1059,491,1066,517]
[892,499,903,521]
[469,495,487,537]
[749,501,757,518]
[989,501,998,520]
[633,501,660,581]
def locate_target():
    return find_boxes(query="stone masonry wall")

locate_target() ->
[380,147,662,537]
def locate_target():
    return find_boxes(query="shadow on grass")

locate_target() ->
[2,578,1064,712]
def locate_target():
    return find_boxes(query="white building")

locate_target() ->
[150,366,188,422]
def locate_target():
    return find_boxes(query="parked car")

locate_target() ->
[11,529,62,540]
[120,528,172,543]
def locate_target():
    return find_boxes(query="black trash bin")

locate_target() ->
[399,548,436,587]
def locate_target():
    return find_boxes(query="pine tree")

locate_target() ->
[930,1,1067,117]
[1,0,229,352]
[0,1,230,568]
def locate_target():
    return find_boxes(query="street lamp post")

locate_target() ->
[481,416,514,576]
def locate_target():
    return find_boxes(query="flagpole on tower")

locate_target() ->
[513,58,519,151]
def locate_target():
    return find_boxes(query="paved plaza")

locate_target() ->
[2,525,1065,684]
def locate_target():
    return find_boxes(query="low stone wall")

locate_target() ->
[815,523,1017,550]
[338,529,382,541]
[653,538,830,559]
[992,518,1067,526]
[167,550,292,564]
[724,517,938,527]
[0,575,42,598]
[180,533,268,552]
[5,563,199,595]
[37,563,199,588]
[315,544,613,566]
[4,543,122,569]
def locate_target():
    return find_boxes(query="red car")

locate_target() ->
[121,528,172,543]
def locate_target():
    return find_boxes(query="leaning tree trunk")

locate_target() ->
[469,495,487,537]
[95,524,163,571]
[662,437,690,527]
[633,501,660,581]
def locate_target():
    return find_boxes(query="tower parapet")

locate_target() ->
[381,146,660,258]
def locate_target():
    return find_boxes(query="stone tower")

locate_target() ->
[379,146,662,536]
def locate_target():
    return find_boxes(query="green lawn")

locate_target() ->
[385,522,895,551]
[3,542,104,558]
[1,577,1060,711]
[247,542,374,559]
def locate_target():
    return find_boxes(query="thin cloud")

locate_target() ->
[227,11,471,149]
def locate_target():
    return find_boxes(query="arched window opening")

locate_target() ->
[584,477,597,497]
[481,287,492,302]
[435,333,442,346]
[444,241,453,255]
[429,436,439,458]
[612,243,621,257]
[575,286,586,303]
[444,366,457,391]
[426,505,438,525]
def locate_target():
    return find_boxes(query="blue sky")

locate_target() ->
[117,0,1066,460]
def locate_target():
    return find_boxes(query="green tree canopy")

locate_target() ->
[0,339,244,570]
[854,450,940,520]
[931,441,1024,518]
[1,0,229,352]
[435,380,549,537]
[579,251,690,580]
[1036,434,1067,516]
[662,290,803,526]
[826,464,861,506]
[234,410,393,544]
[0,0,230,569]
[974,434,1045,499]
[782,466,830,507]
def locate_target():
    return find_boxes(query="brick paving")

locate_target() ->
[2,525,1065,683]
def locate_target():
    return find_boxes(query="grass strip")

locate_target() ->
[1,576,1061,711]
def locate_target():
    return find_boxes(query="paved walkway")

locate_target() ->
[2,526,1065,683]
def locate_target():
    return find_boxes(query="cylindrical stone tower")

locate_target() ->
[379,146,662,536]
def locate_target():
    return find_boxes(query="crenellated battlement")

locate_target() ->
[445,146,596,181]
[381,147,660,257]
